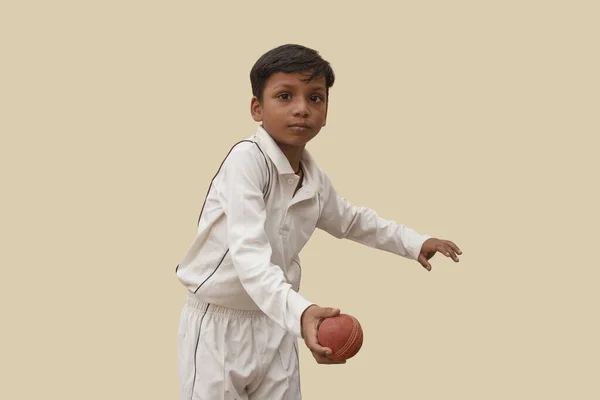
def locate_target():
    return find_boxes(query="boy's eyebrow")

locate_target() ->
[311,86,327,93]
[271,83,294,91]
[272,83,327,93]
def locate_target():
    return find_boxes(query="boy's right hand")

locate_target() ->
[301,305,346,365]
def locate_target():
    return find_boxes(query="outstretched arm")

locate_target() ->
[316,173,462,269]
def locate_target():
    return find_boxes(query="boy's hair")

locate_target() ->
[250,44,335,103]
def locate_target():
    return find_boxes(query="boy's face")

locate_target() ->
[251,71,328,149]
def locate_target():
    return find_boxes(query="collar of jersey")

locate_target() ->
[255,125,320,195]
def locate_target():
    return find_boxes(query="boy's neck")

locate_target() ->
[260,125,305,173]
[277,143,304,173]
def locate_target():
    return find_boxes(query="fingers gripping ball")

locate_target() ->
[317,314,363,361]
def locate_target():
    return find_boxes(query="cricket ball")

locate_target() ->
[317,313,363,362]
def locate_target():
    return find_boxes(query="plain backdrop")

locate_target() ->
[1,1,598,399]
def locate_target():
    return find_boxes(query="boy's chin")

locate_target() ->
[271,131,319,147]
[285,134,317,147]
[288,127,321,141]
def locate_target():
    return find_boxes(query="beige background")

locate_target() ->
[2,1,598,399]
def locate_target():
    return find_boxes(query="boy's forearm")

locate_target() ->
[232,258,313,338]
[317,189,430,260]
[342,205,431,260]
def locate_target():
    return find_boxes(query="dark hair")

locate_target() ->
[250,44,335,102]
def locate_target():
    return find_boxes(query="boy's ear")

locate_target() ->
[250,96,263,122]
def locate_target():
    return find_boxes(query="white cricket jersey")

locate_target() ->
[175,125,431,338]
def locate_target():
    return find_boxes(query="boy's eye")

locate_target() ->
[278,93,291,100]
[310,95,323,103]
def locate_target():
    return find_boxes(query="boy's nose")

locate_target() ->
[292,99,310,117]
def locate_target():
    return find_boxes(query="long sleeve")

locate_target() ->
[214,142,313,338]
[316,172,431,261]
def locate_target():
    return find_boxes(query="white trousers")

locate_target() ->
[177,293,302,400]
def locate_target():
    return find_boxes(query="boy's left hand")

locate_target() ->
[418,238,462,271]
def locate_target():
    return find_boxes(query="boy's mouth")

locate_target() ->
[289,123,311,129]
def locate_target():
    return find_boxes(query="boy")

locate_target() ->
[175,44,462,399]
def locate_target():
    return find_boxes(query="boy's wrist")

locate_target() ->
[300,304,317,338]
[410,234,432,260]
[287,290,314,338]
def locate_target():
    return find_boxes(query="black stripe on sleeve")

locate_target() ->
[196,140,270,226]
